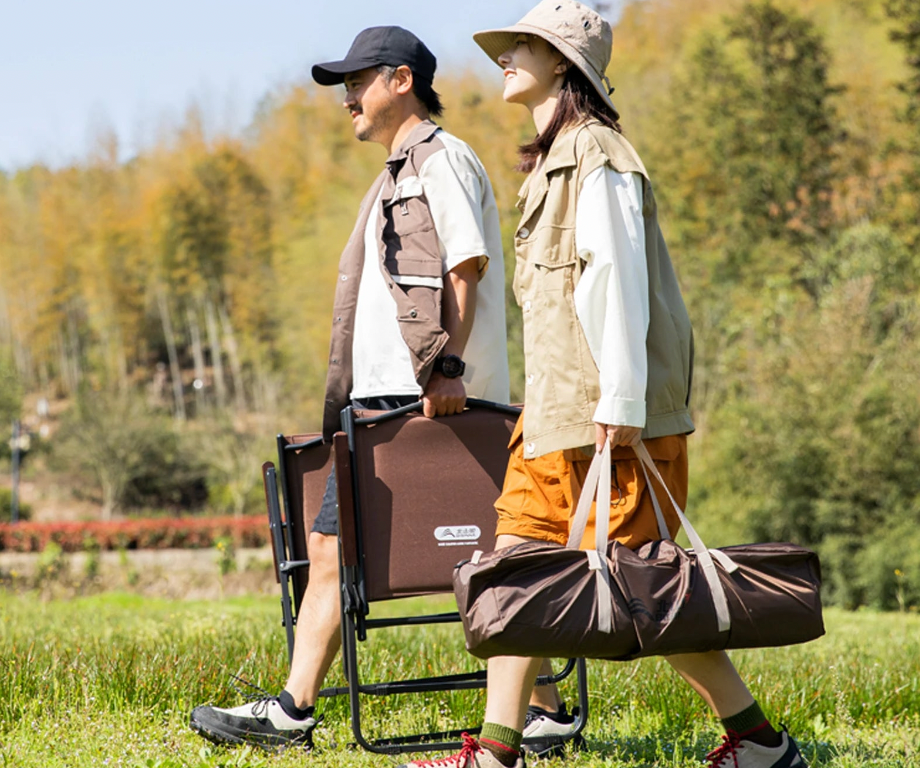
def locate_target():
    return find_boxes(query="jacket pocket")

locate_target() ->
[532,254,578,294]
[384,176,428,234]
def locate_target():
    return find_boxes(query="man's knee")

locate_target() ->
[307,532,339,574]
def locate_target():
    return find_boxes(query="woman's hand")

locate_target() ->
[595,422,642,453]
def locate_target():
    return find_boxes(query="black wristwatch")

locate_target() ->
[433,354,466,379]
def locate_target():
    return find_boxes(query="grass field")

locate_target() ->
[1,592,918,767]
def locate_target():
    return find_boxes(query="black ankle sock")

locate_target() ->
[278,690,314,720]
[721,703,781,748]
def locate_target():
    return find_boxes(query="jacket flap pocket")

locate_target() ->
[385,175,424,206]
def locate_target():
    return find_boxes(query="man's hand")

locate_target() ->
[422,373,467,417]
[595,422,642,453]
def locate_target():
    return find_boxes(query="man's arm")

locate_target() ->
[422,256,479,417]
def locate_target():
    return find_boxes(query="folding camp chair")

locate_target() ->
[263,398,589,755]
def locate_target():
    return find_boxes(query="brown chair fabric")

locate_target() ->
[343,406,515,601]
[276,433,333,607]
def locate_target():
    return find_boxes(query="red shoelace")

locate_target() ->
[705,731,742,768]
[410,733,482,768]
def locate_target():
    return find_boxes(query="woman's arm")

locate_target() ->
[573,165,649,450]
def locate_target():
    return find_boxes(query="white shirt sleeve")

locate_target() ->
[417,143,490,277]
[573,166,649,428]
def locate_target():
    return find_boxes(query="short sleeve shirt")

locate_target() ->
[351,129,510,404]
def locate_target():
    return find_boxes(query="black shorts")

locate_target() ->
[311,395,420,535]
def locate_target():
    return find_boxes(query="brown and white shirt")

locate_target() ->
[322,120,509,437]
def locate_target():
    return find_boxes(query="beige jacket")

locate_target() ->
[514,121,694,458]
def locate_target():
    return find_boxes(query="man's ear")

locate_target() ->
[392,64,414,96]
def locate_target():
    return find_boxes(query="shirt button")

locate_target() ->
[518,227,530,238]
[409,309,418,318]
[525,443,535,455]
[340,274,348,282]
[331,358,338,364]
[523,300,532,312]
[388,282,394,289]
[526,374,534,385]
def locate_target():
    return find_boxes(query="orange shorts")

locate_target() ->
[494,416,688,550]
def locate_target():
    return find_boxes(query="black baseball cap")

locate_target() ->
[312,26,437,86]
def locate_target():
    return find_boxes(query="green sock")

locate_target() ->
[721,702,781,747]
[480,722,522,766]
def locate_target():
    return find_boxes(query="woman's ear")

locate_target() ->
[554,59,570,76]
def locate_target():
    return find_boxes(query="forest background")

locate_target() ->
[2,0,920,611]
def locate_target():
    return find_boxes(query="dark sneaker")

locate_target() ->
[190,696,317,751]
[706,728,807,768]
[397,733,524,768]
[522,704,586,758]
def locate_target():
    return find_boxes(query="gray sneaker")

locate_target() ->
[522,704,585,758]
[706,728,807,768]
[190,696,317,751]
[397,733,524,768]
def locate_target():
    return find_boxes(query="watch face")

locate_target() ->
[439,355,465,378]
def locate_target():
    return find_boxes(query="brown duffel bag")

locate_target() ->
[453,442,824,661]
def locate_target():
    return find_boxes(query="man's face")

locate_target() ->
[343,67,397,144]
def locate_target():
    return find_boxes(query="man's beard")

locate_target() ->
[355,98,395,143]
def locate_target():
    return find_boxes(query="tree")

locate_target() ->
[647,1,845,420]
[884,0,920,247]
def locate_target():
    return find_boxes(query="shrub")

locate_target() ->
[53,389,209,519]
[36,541,67,582]
[0,488,31,523]
[0,515,269,553]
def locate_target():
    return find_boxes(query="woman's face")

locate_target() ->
[497,34,566,110]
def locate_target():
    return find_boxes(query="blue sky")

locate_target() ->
[0,1,624,171]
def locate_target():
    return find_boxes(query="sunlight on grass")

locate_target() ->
[1,594,918,767]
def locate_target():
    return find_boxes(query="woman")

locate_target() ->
[400,3,807,768]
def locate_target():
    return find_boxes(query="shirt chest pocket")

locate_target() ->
[384,176,431,237]
[521,225,579,295]
[382,175,442,282]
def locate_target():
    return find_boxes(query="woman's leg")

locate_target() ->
[665,650,754,718]
[483,655,545,730]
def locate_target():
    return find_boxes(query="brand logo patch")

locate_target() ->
[434,526,481,546]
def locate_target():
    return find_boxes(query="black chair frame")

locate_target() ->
[263,399,589,755]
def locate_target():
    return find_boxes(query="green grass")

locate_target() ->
[0,593,918,767]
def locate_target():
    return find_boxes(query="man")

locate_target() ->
[188,26,575,754]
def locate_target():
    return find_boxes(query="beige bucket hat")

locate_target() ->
[473,0,616,113]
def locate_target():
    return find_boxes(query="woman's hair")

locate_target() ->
[517,57,622,173]
[378,64,444,118]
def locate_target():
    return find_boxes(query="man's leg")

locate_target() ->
[189,468,342,751]
[283,531,343,707]
[528,660,562,711]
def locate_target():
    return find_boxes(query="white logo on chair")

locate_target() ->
[434,526,481,546]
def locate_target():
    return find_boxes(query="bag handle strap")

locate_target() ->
[632,442,732,633]
[566,441,605,551]
[565,441,615,633]
[565,440,734,635]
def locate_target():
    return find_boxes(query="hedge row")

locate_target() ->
[0,516,270,553]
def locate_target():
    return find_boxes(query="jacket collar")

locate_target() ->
[386,119,441,168]
[516,122,590,213]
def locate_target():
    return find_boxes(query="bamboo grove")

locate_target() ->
[2,0,920,608]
